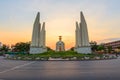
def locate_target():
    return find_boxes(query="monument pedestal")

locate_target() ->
[75,46,92,54]
[30,47,47,54]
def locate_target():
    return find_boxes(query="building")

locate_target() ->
[104,40,120,50]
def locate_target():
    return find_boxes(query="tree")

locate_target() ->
[12,42,30,53]
[90,41,98,52]
[107,46,112,53]
[69,47,74,51]
[97,45,105,51]
[0,44,10,54]
[117,46,120,49]
[47,47,54,51]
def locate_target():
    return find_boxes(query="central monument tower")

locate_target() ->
[56,36,65,51]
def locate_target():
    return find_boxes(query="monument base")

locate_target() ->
[30,47,47,54]
[74,46,92,54]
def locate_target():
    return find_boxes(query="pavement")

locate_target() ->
[0,56,120,80]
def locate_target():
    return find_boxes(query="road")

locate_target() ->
[0,56,120,80]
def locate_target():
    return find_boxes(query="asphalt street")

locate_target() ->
[0,56,120,80]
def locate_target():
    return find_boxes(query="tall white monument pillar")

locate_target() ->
[75,22,79,48]
[74,11,92,54]
[40,22,46,48]
[30,12,47,54]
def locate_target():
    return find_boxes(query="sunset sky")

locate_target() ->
[0,0,120,50]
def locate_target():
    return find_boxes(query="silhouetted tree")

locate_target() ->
[12,42,30,53]
[47,47,54,51]
[97,44,105,51]
[90,41,98,52]
[69,47,75,51]
[117,46,120,49]
[0,44,10,54]
[107,46,112,53]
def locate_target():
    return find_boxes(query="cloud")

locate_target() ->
[98,38,120,44]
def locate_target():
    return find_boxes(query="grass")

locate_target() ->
[6,51,105,60]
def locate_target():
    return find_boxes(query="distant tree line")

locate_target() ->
[90,41,114,54]
[0,42,54,55]
[0,41,120,55]
[69,41,120,54]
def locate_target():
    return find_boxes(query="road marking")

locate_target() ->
[0,61,35,74]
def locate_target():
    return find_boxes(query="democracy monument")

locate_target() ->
[74,12,91,54]
[30,12,47,54]
[30,11,91,54]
